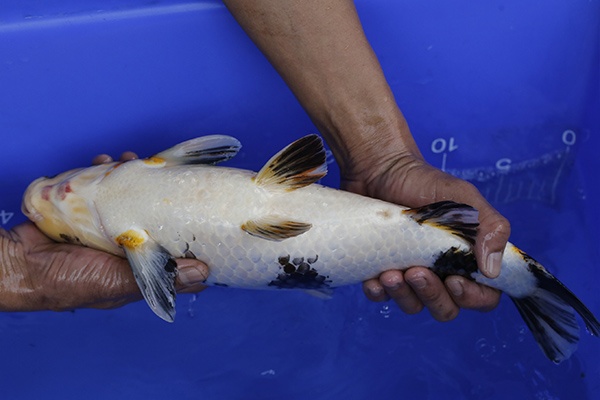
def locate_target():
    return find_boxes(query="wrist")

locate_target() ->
[317,96,423,188]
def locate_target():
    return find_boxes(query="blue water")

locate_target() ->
[1,1,599,399]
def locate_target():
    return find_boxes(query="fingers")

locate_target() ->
[375,270,424,315]
[445,276,500,311]
[404,268,459,321]
[364,267,501,321]
[175,258,210,294]
[91,152,139,165]
[364,268,458,321]
[119,151,138,162]
[92,154,113,165]
[362,278,388,302]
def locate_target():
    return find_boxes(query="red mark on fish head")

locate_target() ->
[56,181,73,200]
[41,186,52,201]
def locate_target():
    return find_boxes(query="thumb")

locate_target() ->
[475,206,511,279]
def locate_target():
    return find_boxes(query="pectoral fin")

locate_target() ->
[153,135,242,166]
[242,217,312,241]
[116,228,178,322]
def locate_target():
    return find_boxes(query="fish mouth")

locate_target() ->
[21,177,48,222]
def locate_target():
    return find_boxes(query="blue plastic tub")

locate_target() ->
[1,1,598,399]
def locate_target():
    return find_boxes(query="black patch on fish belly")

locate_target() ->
[59,233,82,244]
[213,283,229,287]
[182,242,197,259]
[269,254,331,290]
[431,247,478,281]
[184,249,197,259]
[164,258,177,274]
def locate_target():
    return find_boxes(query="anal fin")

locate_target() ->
[242,216,312,241]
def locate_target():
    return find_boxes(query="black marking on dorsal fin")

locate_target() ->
[403,201,479,245]
[154,135,241,165]
[254,134,327,191]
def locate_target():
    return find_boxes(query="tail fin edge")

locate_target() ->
[511,290,580,364]
[510,260,600,363]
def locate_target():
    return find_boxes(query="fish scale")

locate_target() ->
[22,134,600,364]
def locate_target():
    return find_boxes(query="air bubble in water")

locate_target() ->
[187,294,198,318]
[380,304,391,319]
[475,338,496,360]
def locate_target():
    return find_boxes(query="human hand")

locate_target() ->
[0,152,208,313]
[344,151,507,321]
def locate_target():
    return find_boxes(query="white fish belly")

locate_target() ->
[94,162,470,290]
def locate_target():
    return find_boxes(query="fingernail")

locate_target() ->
[178,265,207,286]
[446,279,464,297]
[409,277,427,290]
[382,277,401,291]
[485,252,503,278]
[368,286,384,298]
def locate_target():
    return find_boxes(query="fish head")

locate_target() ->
[22,163,120,253]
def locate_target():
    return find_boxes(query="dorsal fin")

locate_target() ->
[153,135,241,165]
[254,134,327,191]
[403,201,479,245]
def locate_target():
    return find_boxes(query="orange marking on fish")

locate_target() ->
[376,209,392,219]
[104,162,125,177]
[72,206,87,214]
[144,156,166,166]
[116,229,146,249]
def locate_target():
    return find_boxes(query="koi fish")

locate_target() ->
[22,134,599,363]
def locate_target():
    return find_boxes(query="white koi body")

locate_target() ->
[22,135,599,363]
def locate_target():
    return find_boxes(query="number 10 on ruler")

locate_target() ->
[431,137,458,171]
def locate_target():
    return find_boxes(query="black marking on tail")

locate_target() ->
[511,294,580,363]
[510,252,600,363]
[527,261,600,337]
[403,201,479,245]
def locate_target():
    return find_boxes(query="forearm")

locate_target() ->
[223,0,422,174]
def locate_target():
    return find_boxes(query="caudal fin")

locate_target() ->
[511,262,600,363]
